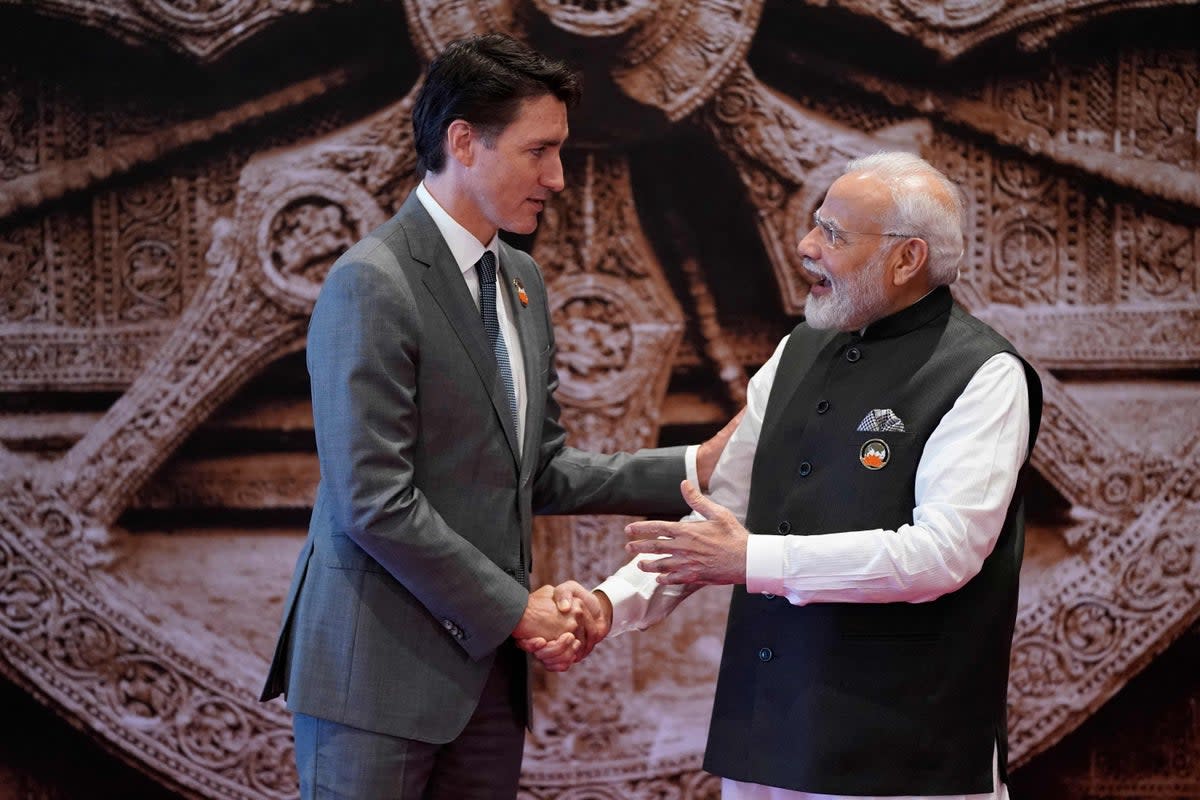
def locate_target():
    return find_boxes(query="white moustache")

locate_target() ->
[801,257,827,281]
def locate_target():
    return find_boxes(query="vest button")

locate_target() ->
[846,347,861,363]
[798,461,812,477]
[758,647,773,662]
[777,521,790,534]
[816,399,830,414]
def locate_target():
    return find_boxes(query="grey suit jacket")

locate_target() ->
[261,191,687,743]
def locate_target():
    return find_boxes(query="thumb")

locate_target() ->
[680,479,724,520]
[553,583,574,613]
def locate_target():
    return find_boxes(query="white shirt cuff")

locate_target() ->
[595,569,649,637]
[745,534,787,596]
[685,444,700,488]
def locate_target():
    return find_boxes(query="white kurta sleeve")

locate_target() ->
[744,352,1030,605]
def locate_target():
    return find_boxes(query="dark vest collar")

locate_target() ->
[859,285,952,341]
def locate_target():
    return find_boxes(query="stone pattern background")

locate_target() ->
[0,0,1197,797]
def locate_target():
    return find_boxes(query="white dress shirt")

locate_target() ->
[416,182,527,453]
[596,332,1030,800]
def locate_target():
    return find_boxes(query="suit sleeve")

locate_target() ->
[308,258,528,661]
[523,262,690,516]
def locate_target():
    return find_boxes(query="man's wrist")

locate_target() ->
[593,589,614,629]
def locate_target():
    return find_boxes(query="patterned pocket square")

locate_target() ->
[857,408,906,433]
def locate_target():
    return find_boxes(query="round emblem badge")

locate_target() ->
[859,438,890,470]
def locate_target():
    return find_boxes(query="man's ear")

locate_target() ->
[445,119,474,168]
[891,237,929,287]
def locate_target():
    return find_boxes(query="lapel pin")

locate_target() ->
[859,439,890,470]
[513,277,528,307]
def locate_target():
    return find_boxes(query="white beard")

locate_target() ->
[803,247,893,331]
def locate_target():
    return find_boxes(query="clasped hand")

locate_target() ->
[513,582,611,672]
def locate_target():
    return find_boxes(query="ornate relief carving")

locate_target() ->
[249,170,387,309]
[979,306,1200,368]
[0,72,38,182]
[1117,206,1196,302]
[530,0,656,36]
[1117,46,1199,168]
[0,224,48,324]
[0,1,1198,797]
[3,0,343,60]
[402,0,515,63]
[0,479,297,798]
[801,45,1200,209]
[815,0,1200,59]
[612,0,764,122]
[699,62,928,314]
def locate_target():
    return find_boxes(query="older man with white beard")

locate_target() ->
[529,152,1045,800]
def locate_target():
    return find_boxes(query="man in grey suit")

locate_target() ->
[261,33,728,798]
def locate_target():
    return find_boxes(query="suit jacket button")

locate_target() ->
[757,647,773,662]
[777,521,790,534]
[816,399,830,414]
[442,619,453,630]
[846,347,861,363]
[798,461,812,477]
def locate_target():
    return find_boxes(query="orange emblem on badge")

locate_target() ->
[513,278,528,307]
[859,439,890,470]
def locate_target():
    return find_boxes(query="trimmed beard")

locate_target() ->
[803,244,895,331]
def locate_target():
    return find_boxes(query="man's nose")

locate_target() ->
[543,154,565,193]
[796,226,820,259]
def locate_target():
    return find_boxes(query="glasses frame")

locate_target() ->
[811,212,919,249]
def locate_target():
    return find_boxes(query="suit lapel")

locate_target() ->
[402,194,522,465]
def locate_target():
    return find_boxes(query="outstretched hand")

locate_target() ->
[624,480,749,586]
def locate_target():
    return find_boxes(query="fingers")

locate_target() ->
[624,519,678,542]
[515,636,548,653]
[534,632,578,660]
[531,633,581,672]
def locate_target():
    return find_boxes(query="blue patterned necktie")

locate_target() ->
[475,250,519,439]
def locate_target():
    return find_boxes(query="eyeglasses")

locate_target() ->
[811,212,918,249]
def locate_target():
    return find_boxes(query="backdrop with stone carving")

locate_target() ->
[0,1,1197,798]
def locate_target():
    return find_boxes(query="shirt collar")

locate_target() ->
[416,181,499,277]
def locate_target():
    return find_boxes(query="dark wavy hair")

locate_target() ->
[412,33,582,176]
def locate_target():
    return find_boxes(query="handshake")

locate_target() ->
[511,582,611,672]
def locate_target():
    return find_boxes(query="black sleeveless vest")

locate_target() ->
[703,287,1042,795]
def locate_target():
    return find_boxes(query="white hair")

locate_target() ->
[843,152,966,286]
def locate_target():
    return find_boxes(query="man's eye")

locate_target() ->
[530,147,546,156]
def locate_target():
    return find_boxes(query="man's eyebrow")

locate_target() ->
[814,211,844,230]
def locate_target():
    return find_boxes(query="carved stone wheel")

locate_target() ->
[0,0,1198,797]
